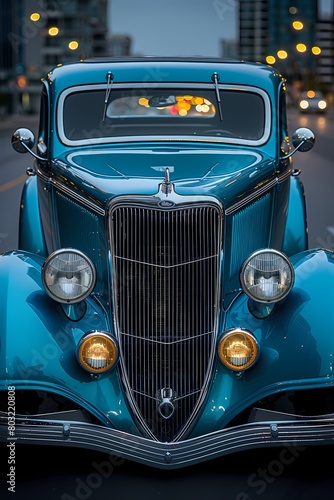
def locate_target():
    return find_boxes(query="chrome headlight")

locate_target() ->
[240,249,294,303]
[218,328,259,371]
[77,331,119,374]
[42,249,96,303]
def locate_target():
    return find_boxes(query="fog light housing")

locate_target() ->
[42,248,96,303]
[240,249,294,303]
[77,331,119,374]
[218,329,259,371]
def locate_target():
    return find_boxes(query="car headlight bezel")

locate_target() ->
[42,248,96,304]
[240,248,294,304]
[218,328,259,372]
[77,331,119,374]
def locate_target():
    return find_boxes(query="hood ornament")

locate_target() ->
[160,167,173,196]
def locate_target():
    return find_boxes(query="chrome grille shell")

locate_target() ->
[109,192,222,442]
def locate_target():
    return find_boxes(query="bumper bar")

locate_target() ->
[1,412,334,469]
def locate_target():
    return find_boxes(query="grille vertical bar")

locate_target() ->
[111,203,221,441]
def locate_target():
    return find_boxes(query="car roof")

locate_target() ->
[46,56,284,95]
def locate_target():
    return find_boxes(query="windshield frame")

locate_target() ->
[57,82,271,147]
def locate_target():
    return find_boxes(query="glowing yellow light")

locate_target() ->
[30,13,40,21]
[178,108,188,116]
[138,97,149,107]
[178,101,191,110]
[312,46,321,55]
[307,90,315,98]
[48,27,59,36]
[296,43,307,53]
[292,21,303,30]
[68,41,79,50]
[266,55,276,64]
[201,104,210,113]
[183,95,193,101]
[277,50,288,59]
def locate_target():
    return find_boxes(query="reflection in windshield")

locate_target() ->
[107,94,216,118]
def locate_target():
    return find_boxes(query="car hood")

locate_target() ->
[54,146,277,209]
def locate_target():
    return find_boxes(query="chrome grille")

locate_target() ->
[111,203,222,441]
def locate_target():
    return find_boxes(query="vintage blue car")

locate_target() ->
[1,57,333,470]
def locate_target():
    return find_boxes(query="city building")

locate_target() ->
[0,0,109,114]
[238,0,334,93]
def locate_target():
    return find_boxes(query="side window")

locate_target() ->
[37,86,49,156]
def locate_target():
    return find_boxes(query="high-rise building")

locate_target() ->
[25,0,108,73]
[316,0,334,89]
[0,0,109,114]
[239,0,334,92]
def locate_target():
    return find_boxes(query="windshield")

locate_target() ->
[58,85,269,146]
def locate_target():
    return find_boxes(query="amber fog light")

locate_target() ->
[77,331,119,374]
[218,329,259,371]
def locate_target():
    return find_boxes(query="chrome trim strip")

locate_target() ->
[225,167,292,216]
[119,330,211,345]
[277,166,292,183]
[1,414,334,469]
[57,83,271,147]
[114,253,218,269]
[36,169,105,216]
[225,177,278,215]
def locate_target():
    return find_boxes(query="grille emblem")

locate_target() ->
[157,388,176,420]
[158,200,175,208]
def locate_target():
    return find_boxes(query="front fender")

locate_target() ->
[191,248,334,437]
[0,251,137,434]
[282,172,308,256]
[19,175,47,256]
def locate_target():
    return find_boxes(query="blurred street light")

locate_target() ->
[48,27,59,36]
[30,13,40,22]
[277,50,288,59]
[266,55,276,64]
[312,46,321,55]
[296,43,307,53]
[292,21,304,30]
[68,41,79,50]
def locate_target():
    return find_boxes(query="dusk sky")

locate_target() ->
[108,0,238,57]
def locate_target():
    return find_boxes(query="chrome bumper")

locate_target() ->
[1,412,334,469]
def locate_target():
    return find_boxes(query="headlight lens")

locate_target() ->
[77,331,119,374]
[240,249,294,303]
[318,100,327,110]
[299,100,309,109]
[42,249,96,303]
[218,329,259,371]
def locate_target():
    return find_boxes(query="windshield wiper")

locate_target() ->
[211,72,223,121]
[102,71,114,122]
